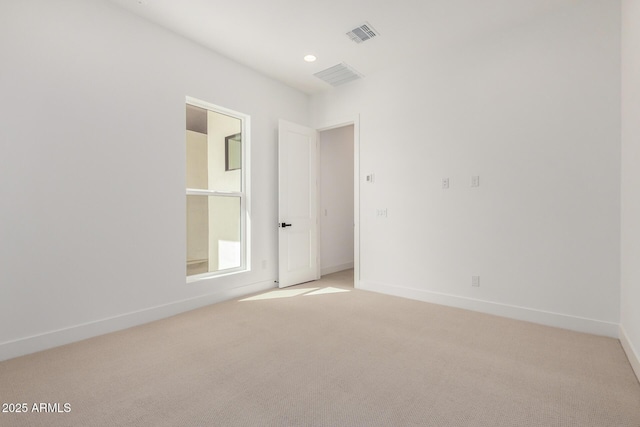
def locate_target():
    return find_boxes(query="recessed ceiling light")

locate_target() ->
[304,55,317,63]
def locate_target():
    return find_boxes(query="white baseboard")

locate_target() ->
[0,279,276,362]
[321,262,354,276]
[620,325,640,383]
[360,281,619,338]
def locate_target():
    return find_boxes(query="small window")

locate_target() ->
[185,98,249,280]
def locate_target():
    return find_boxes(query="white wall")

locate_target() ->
[319,126,355,275]
[311,0,621,336]
[0,0,309,360]
[621,0,640,380]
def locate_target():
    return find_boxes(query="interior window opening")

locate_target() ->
[185,99,249,280]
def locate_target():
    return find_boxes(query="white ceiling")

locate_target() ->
[108,0,576,94]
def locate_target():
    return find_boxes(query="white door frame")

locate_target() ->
[316,115,360,288]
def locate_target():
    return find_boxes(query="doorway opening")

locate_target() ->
[319,124,356,288]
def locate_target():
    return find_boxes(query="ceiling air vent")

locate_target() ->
[346,22,379,44]
[314,63,363,87]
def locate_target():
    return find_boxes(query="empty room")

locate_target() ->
[1,0,639,425]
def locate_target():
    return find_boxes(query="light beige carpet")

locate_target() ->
[1,270,639,426]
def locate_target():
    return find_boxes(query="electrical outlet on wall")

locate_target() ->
[442,178,450,189]
[471,176,480,187]
[472,276,480,287]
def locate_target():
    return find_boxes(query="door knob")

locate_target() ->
[280,222,292,228]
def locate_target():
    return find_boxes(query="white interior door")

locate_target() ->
[278,120,319,288]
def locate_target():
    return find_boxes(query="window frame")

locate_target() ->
[185,96,251,283]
